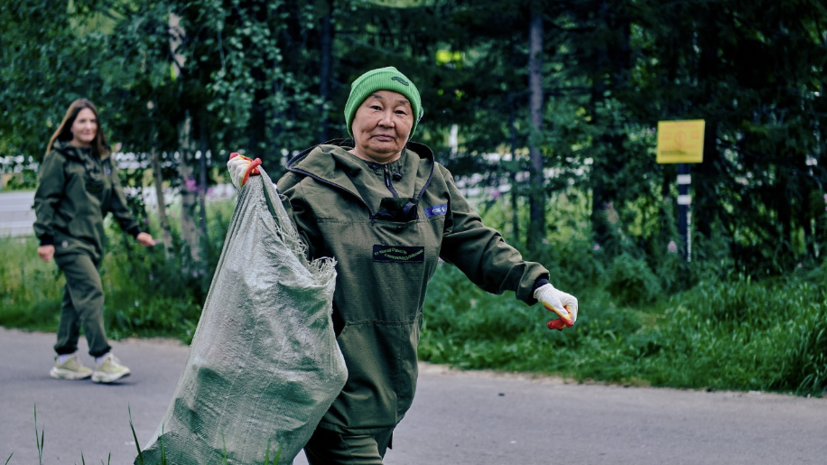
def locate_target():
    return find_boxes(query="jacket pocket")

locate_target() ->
[331,319,420,429]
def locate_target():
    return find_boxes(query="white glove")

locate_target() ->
[227,153,260,188]
[534,283,578,330]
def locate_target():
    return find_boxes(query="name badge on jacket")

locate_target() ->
[424,204,447,218]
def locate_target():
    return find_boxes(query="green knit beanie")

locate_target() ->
[344,66,423,138]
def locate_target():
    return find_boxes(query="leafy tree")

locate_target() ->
[3,0,827,282]
[0,0,107,162]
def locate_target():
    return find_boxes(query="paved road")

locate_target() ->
[0,191,36,237]
[0,186,239,239]
[2,327,826,465]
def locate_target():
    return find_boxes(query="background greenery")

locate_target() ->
[2,197,826,396]
[2,0,827,395]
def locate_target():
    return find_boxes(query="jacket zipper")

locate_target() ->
[383,165,399,198]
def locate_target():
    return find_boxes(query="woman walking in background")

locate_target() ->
[33,99,155,383]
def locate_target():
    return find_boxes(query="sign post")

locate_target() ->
[656,120,705,261]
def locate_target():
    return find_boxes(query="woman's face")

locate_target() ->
[350,90,413,164]
[70,108,98,148]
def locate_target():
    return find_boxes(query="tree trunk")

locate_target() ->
[149,123,174,259]
[169,12,204,274]
[589,0,631,250]
[169,13,185,80]
[198,113,210,238]
[178,111,203,274]
[526,8,545,252]
[319,0,333,143]
[509,94,520,245]
[695,8,723,243]
[198,114,209,241]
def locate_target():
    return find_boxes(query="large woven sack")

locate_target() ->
[137,169,347,464]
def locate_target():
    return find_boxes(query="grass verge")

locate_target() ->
[3,196,825,396]
[4,404,282,464]
[418,263,827,396]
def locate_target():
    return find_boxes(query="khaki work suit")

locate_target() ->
[33,141,140,356]
[277,140,549,463]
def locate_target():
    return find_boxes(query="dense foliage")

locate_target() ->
[419,262,827,395]
[3,221,826,395]
[3,0,827,273]
[2,1,827,393]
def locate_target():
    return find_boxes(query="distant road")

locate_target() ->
[0,184,238,239]
[2,327,827,464]
[0,190,35,237]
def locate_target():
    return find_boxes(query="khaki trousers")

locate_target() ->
[53,253,111,357]
[303,427,393,465]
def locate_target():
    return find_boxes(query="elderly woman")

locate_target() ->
[227,67,578,464]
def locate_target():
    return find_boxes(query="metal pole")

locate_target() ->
[677,164,691,262]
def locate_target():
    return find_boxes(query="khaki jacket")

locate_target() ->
[277,140,548,434]
[33,141,140,263]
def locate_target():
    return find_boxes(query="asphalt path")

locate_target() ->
[2,327,826,465]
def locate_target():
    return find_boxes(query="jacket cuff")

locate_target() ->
[533,278,550,292]
[127,226,142,238]
[517,268,550,305]
[39,235,54,247]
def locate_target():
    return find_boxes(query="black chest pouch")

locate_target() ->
[374,197,419,223]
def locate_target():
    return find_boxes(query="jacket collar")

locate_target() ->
[54,140,109,161]
[287,139,435,202]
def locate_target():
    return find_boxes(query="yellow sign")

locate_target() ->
[656,120,705,163]
[436,50,462,67]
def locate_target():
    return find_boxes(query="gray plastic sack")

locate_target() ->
[138,169,347,464]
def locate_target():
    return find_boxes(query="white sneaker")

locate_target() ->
[50,353,93,380]
[91,352,131,383]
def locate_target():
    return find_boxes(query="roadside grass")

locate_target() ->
[0,199,236,342]
[0,236,63,332]
[3,196,826,396]
[3,405,282,465]
[418,263,827,396]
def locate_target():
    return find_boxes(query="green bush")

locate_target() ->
[4,196,826,396]
[419,263,642,373]
[418,262,827,395]
[639,272,827,393]
[606,253,662,304]
[0,199,236,343]
[0,236,64,331]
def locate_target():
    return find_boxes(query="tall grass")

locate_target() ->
[2,195,825,395]
[3,405,281,464]
[0,236,64,331]
[34,404,44,465]
[418,262,827,395]
[0,199,236,343]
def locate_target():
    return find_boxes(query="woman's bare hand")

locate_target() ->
[38,245,55,262]
[136,232,156,247]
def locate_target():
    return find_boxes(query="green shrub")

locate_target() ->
[419,263,641,373]
[5,195,826,396]
[606,253,661,304]
[0,236,64,331]
[0,199,236,341]
[419,262,827,396]
[641,273,827,393]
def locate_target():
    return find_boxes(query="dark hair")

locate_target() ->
[46,99,110,158]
